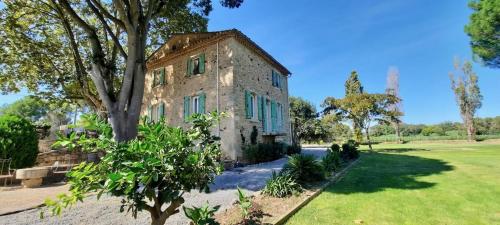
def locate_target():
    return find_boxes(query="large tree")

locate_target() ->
[385,66,403,143]
[0,0,243,141]
[464,0,500,68]
[323,72,400,149]
[289,96,318,145]
[449,58,482,142]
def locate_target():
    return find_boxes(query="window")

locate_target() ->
[187,53,205,76]
[245,91,259,120]
[152,68,165,87]
[184,93,206,121]
[147,102,165,122]
[271,70,282,88]
[192,96,200,114]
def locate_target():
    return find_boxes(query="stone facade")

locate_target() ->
[142,30,291,161]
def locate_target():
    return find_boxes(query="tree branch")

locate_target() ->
[86,0,127,59]
[89,0,125,29]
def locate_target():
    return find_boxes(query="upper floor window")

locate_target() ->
[152,67,165,87]
[271,70,283,88]
[187,53,206,76]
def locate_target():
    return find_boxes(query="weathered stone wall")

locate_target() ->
[231,40,292,160]
[36,150,87,167]
[142,38,238,160]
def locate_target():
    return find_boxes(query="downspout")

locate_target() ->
[216,41,221,136]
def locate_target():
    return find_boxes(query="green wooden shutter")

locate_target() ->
[199,53,205,74]
[257,96,263,121]
[245,90,251,119]
[147,105,152,122]
[183,96,190,122]
[271,70,275,87]
[187,58,193,76]
[159,102,165,119]
[160,68,165,85]
[271,100,277,132]
[262,99,267,132]
[199,92,206,114]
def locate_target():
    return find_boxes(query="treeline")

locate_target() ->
[371,116,500,137]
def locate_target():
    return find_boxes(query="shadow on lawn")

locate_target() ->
[376,148,430,153]
[328,152,453,194]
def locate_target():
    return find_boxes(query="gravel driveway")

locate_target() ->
[0,148,326,225]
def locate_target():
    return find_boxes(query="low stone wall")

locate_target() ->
[35,150,88,167]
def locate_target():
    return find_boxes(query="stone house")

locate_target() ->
[142,29,291,161]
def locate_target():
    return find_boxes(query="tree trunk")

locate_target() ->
[466,116,476,142]
[365,127,373,150]
[394,122,402,143]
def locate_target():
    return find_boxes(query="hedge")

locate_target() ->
[0,115,39,169]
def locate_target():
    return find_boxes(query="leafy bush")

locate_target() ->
[43,112,224,225]
[281,154,325,184]
[262,171,302,198]
[243,143,285,164]
[286,144,302,155]
[341,140,359,160]
[0,115,38,169]
[330,143,341,153]
[183,202,220,225]
[322,147,341,173]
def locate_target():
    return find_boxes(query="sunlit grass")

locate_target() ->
[286,141,500,225]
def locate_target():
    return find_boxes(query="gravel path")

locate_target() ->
[0,148,326,225]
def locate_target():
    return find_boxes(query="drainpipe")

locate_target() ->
[216,41,221,136]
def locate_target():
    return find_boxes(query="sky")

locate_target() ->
[1,0,499,125]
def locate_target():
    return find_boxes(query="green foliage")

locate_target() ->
[464,0,500,68]
[341,140,359,160]
[322,144,342,173]
[43,112,224,225]
[282,154,325,184]
[183,202,220,225]
[0,115,38,169]
[0,96,48,121]
[262,171,302,198]
[243,143,285,164]
[236,187,252,219]
[286,144,302,155]
[289,96,318,144]
[421,126,445,136]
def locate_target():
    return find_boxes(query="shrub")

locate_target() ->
[330,143,340,153]
[341,140,359,160]
[243,143,285,164]
[43,112,224,225]
[286,144,302,155]
[0,115,38,169]
[262,171,302,198]
[281,154,325,184]
[321,148,341,173]
[183,202,220,225]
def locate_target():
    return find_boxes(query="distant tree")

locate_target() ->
[343,71,365,141]
[321,114,352,142]
[0,97,48,121]
[289,96,318,145]
[449,58,482,142]
[421,125,445,136]
[385,67,403,143]
[323,93,400,150]
[464,0,500,68]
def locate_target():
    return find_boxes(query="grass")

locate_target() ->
[370,134,500,142]
[286,140,500,225]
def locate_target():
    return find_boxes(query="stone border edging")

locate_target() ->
[270,157,361,225]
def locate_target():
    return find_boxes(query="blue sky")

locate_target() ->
[1,0,499,124]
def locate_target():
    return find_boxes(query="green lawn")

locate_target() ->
[286,140,500,225]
